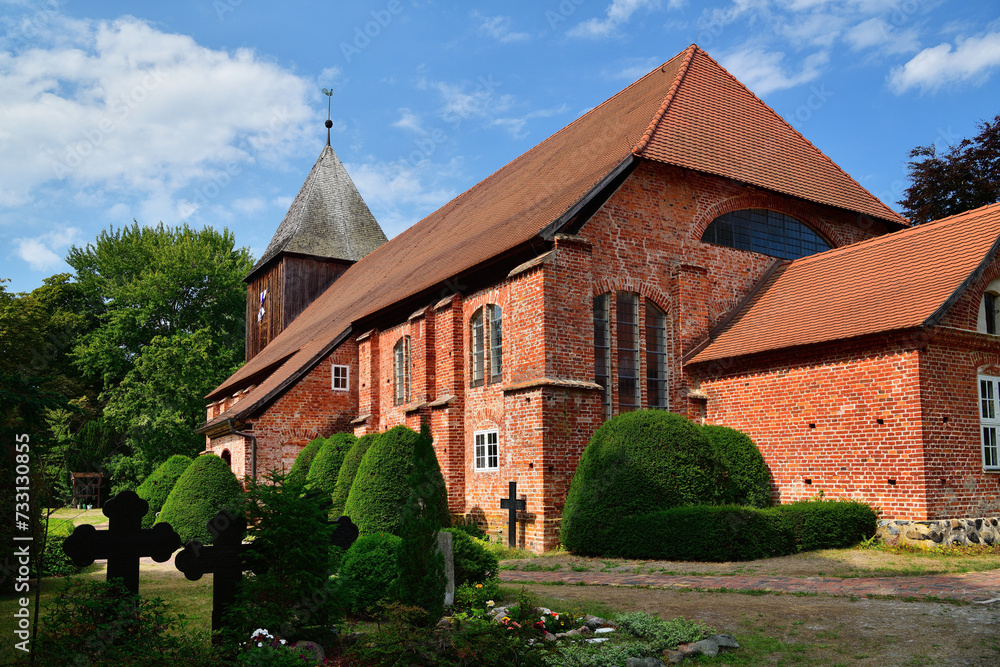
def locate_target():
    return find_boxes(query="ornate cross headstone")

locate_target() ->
[499,481,526,548]
[62,490,181,595]
[330,515,359,551]
[174,510,250,642]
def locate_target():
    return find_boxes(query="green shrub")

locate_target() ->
[452,516,487,540]
[612,611,714,652]
[33,579,213,666]
[306,432,356,501]
[331,433,378,516]
[339,533,402,617]
[777,497,878,551]
[702,425,771,508]
[286,438,325,488]
[444,529,499,586]
[344,426,449,535]
[136,454,193,528]
[156,453,244,544]
[561,410,727,556]
[42,518,78,577]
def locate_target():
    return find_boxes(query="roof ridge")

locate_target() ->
[632,44,697,156]
[678,48,907,226]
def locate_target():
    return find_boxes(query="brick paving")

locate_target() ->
[499,568,1000,603]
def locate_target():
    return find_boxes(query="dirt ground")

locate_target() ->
[520,584,1000,666]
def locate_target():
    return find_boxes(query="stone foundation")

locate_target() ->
[877,517,1000,548]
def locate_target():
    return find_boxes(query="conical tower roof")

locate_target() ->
[247,144,387,280]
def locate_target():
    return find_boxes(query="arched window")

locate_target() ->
[980,292,1000,335]
[594,292,669,420]
[393,336,410,405]
[470,305,502,387]
[701,209,831,260]
[221,449,232,467]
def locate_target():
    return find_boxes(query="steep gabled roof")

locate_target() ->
[687,202,1000,366]
[202,44,906,427]
[246,145,387,281]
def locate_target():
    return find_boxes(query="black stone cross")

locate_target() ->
[499,481,526,548]
[62,490,181,595]
[174,510,249,642]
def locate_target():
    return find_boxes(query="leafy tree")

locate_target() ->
[66,222,253,488]
[395,422,448,625]
[899,113,1000,224]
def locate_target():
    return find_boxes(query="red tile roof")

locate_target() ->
[202,45,907,427]
[687,202,1000,366]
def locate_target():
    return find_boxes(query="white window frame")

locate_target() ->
[474,428,499,472]
[331,364,350,391]
[980,375,1000,470]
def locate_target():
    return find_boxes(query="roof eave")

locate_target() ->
[924,231,1000,328]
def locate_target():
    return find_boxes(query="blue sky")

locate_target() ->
[1,0,998,293]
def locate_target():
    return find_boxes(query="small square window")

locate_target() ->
[332,364,350,391]
[474,429,499,471]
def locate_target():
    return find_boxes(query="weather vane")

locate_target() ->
[322,87,333,146]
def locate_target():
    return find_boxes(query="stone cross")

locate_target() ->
[62,490,181,595]
[174,510,249,641]
[499,481,526,548]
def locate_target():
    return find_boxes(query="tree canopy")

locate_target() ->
[899,113,1000,224]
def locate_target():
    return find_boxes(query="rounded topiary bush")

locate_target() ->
[702,424,771,508]
[156,454,244,544]
[338,533,402,617]
[136,455,193,528]
[344,426,448,535]
[286,438,325,488]
[443,528,498,586]
[331,433,379,516]
[306,432,357,500]
[561,410,727,556]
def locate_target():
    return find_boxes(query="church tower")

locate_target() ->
[243,113,387,361]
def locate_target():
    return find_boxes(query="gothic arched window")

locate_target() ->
[701,209,831,260]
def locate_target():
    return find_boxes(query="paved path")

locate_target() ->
[499,569,1000,603]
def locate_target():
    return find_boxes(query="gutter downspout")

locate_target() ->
[226,418,257,480]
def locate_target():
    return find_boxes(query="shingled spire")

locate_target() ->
[244,102,387,361]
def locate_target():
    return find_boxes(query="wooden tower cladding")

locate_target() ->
[243,142,388,362]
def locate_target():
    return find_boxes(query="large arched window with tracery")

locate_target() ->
[701,209,831,260]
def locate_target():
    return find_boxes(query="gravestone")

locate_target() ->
[499,481,526,548]
[330,515,359,551]
[174,509,250,642]
[437,531,455,606]
[62,490,181,595]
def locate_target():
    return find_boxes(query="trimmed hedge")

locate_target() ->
[156,454,244,544]
[702,425,771,508]
[306,432,357,500]
[287,438,325,488]
[331,433,379,516]
[589,500,877,561]
[136,455,193,529]
[344,426,449,535]
[338,533,402,616]
[443,529,498,586]
[561,410,727,556]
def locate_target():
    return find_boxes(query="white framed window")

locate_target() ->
[394,336,410,405]
[470,304,503,387]
[332,364,350,391]
[980,375,1000,470]
[474,428,499,471]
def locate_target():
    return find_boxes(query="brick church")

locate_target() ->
[200,45,1000,551]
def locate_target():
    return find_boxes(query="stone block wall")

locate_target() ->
[878,517,1000,547]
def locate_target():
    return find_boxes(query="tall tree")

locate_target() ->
[899,113,1000,224]
[66,222,253,490]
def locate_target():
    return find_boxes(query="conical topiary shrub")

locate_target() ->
[136,455,193,528]
[306,432,356,500]
[344,425,449,535]
[156,453,244,543]
[702,424,772,508]
[561,410,727,556]
[287,438,325,488]
[331,433,379,516]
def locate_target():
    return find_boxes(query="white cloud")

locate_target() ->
[346,159,460,237]
[471,12,530,43]
[845,17,919,55]
[392,108,425,134]
[490,105,569,140]
[605,57,664,81]
[720,47,829,95]
[569,0,672,39]
[430,78,515,125]
[232,197,266,215]
[0,14,314,214]
[889,31,1000,93]
[14,226,83,270]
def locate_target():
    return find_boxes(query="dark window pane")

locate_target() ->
[700,209,831,260]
